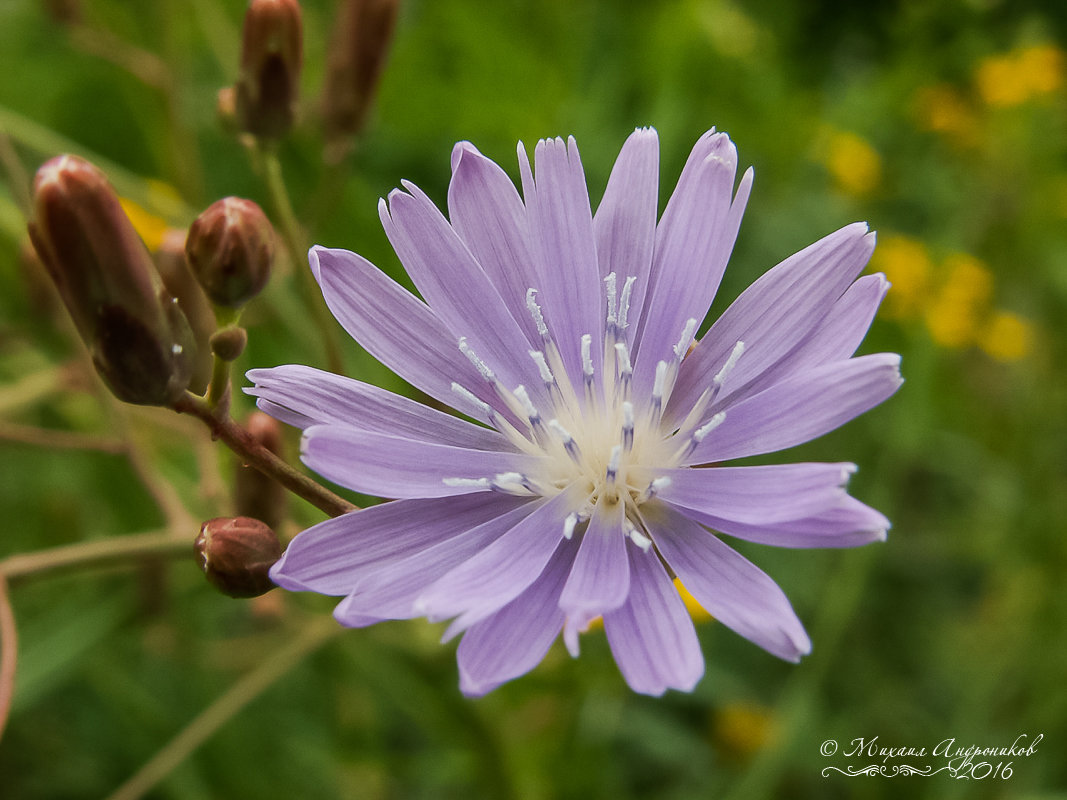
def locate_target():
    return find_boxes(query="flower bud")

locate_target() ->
[194,516,282,598]
[28,155,197,406]
[155,228,216,394]
[185,197,275,308]
[235,412,288,530]
[322,0,400,158]
[235,0,303,139]
[210,326,249,362]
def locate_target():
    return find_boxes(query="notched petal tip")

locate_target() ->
[450,140,482,173]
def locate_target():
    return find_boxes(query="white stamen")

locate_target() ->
[442,477,491,489]
[549,419,582,462]
[693,411,727,443]
[458,337,495,380]
[451,382,491,415]
[617,276,636,330]
[673,318,698,360]
[714,340,745,385]
[171,344,183,355]
[605,444,622,488]
[525,288,549,338]
[621,401,634,452]
[581,334,594,377]
[604,272,618,326]
[614,342,632,376]
[491,472,535,496]
[563,512,580,540]
[512,385,540,421]
[628,526,652,552]
[652,360,668,400]
[637,476,671,504]
[529,350,554,385]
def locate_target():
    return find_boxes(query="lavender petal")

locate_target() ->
[246,364,512,450]
[647,503,812,661]
[688,353,903,463]
[456,540,573,697]
[301,425,547,498]
[269,493,526,594]
[603,540,704,696]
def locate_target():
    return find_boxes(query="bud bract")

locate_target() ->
[28,155,197,406]
[195,516,282,598]
[235,0,303,139]
[185,197,275,309]
[155,228,216,395]
[322,0,400,156]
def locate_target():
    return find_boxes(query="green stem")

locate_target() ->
[206,353,232,413]
[172,392,357,518]
[0,530,189,583]
[257,145,345,374]
[106,618,339,800]
[0,576,16,743]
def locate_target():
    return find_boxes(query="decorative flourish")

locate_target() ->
[251,127,902,696]
[822,764,956,778]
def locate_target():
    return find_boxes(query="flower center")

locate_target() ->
[447,273,744,548]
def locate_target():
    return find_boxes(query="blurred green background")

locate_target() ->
[1,0,1066,797]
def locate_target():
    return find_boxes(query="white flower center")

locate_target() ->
[448,273,744,546]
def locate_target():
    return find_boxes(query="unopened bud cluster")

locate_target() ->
[235,0,304,139]
[186,197,275,310]
[28,156,197,406]
[323,0,400,152]
[195,516,282,598]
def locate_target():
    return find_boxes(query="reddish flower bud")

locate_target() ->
[322,0,400,157]
[155,229,216,395]
[185,197,275,308]
[28,155,197,406]
[235,411,288,530]
[194,516,282,598]
[235,0,303,139]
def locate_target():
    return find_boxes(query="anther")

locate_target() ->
[605,444,622,491]
[624,518,652,551]
[673,318,698,361]
[490,472,535,496]
[529,350,554,386]
[636,476,671,504]
[621,401,634,452]
[714,340,745,386]
[548,419,583,463]
[563,512,580,540]
[674,411,726,462]
[617,276,636,331]
[604,272,618,327]
[442,477,491,490]
[525,288,549,338]
[458,337,495,381]
[451,382,491,417]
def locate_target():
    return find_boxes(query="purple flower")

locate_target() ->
[250,127,902,696]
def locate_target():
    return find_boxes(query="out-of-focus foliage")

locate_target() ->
[1,0,1065,798]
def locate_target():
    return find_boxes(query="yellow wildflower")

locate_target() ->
[924,253,994,348]
[713,702,779,760]
[979,310,1033,362]
[868,234,931,319]
[976,44,1065,107]
[824,130,882,196]
[913,84,979,146]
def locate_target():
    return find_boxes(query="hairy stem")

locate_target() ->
[173,392,357,518]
